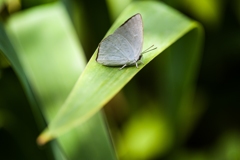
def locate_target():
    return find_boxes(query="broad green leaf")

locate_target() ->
[5,2,116,160]
[38,1,203,143]
[0,20,42,125]
[0,17,53,160]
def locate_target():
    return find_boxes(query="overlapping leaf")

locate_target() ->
[3,2,116,160]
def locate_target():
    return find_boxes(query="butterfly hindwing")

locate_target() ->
[97,33,134,66]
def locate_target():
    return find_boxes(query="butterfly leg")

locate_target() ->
[119,64,127,70]
[139,60,144,65]
[135,62,139,69]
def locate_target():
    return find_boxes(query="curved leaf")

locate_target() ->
[38,1,203,144]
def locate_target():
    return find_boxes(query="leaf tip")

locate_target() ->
[36,131,53,146]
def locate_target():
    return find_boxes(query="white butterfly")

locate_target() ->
[96,13,156,70]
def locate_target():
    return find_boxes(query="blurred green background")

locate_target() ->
[0,0,240,160]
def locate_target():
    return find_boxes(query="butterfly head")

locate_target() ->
[137,55,142,61]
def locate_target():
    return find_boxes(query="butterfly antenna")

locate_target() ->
[141,45,157,55]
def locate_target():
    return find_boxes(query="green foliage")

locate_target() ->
[0,0,216,160]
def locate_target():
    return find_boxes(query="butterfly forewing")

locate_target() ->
[96,13,143,67]
[114,14,143,60]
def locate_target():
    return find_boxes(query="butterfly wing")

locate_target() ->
[96,13,143,66]
[114,13,143,61]
[96,33,135,66]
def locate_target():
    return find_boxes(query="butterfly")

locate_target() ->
[96,13,156,70]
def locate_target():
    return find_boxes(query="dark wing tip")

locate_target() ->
[119,13,142,28]
[96,46,100,62]
[96,35,110,62]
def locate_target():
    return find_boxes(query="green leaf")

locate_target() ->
[38,1,203,144]
[4,2,117,160]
